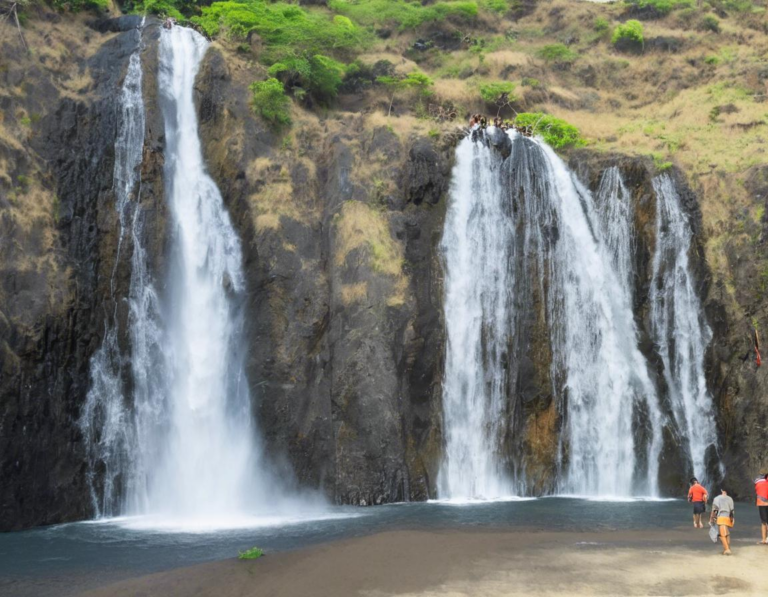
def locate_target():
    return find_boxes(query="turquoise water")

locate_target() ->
[0,498,740,597]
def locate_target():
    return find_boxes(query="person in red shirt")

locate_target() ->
[755,470,768,544]
[687,477,708,528]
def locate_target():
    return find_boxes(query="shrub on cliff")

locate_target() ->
[612,20,644,52]
[627,0,693,16]
[250,78,292,126]
[478,81,516,103]
[328,0,478,30]
[49,0,109,12]
[268,54,348,103]
[377,70,434,116]
[193,1,366,55]
[514,113,585,149]
[538,43,578,66]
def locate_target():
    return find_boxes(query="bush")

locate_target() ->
[194,1,366,53]
[628,0,694,16]
[538,43,578,64]
[268,54,348,103]
[250,78,292,126]
[478,81,516,103]
[612,20,644,50]
[328,0,478,30]
[513,112,585,149]
[50,0,109,12]
[479,0,510,13]
[701,14,720,32]
[593,17,610,32]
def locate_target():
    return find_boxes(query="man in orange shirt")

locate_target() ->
[755,470,768,544]
[688,477,708,529]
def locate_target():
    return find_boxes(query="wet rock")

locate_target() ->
[404,139,448,206]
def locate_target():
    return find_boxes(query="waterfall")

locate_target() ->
[650,174,720,485]
[81,26,290,526]
[438,131,519,500]
[439,130,664,498]
[80,38,147,517]
[140,25,267,521]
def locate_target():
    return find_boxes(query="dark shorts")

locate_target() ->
[760,506,768,524]
[693,501,706,514]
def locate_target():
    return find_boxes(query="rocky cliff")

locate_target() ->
[1,2,767,531]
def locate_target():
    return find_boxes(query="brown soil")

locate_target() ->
[78,528,768,597]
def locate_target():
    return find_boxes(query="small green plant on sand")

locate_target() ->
[250,78,292,126]
[238,546,264,560]
[514,113,585,149]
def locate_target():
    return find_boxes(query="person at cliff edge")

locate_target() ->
[687,477,708,529]
[710,487,735,555]
[755,469,768,544]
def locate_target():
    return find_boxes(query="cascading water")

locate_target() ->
[438,132,519,500]
[439,129,664,498]
[80,35,147,517]
[144,25,266,522]
[81,26,299,527]
[650,174,720,485]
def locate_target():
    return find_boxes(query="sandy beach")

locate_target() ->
[78,528,767,597]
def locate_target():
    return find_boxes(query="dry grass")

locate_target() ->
[340,281,369,306]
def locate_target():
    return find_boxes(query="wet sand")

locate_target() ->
[78,527,767,597]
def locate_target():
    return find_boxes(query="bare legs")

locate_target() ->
[719,525,732,555]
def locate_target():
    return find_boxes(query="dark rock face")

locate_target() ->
[0,23,157,530]
[195,49,450,505]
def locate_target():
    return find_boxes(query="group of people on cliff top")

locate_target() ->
[687,471,768,556]
[468,114,534,138]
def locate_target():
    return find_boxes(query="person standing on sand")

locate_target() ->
[710,487,735,555]
[755,470,768,544]
[687,478,708,528]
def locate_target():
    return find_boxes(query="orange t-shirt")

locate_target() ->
[756,479,768,506]
[688,483,707,502]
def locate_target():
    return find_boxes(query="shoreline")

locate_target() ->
[74,527,767,597]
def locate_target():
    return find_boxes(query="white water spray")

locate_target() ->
[650,174,720,485]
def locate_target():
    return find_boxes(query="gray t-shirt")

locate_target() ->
[712,494,734,517]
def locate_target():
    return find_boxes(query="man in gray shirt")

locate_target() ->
[710,488,735,555]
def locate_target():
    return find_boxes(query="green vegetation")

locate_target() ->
[377,70,434,115]
[250,78,292,126]
[593,17,610,33]
[328,0,478,30]
[50,0,109,12]
[514,113,585,149]
[479,0,511,13]
[521,77,541,87]
[238,546,264,560]
[651,152,673,171]
[538,43,577,65]
[268,54,348,102]
[478,81,516,103]
[126,0,186,20]
[701,14,721,32]
[612,20,644,50]
[628,0,693,16]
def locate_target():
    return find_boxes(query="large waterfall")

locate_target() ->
[650,175,720,485]
[80,26,285,527]
[439,129,669,499]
